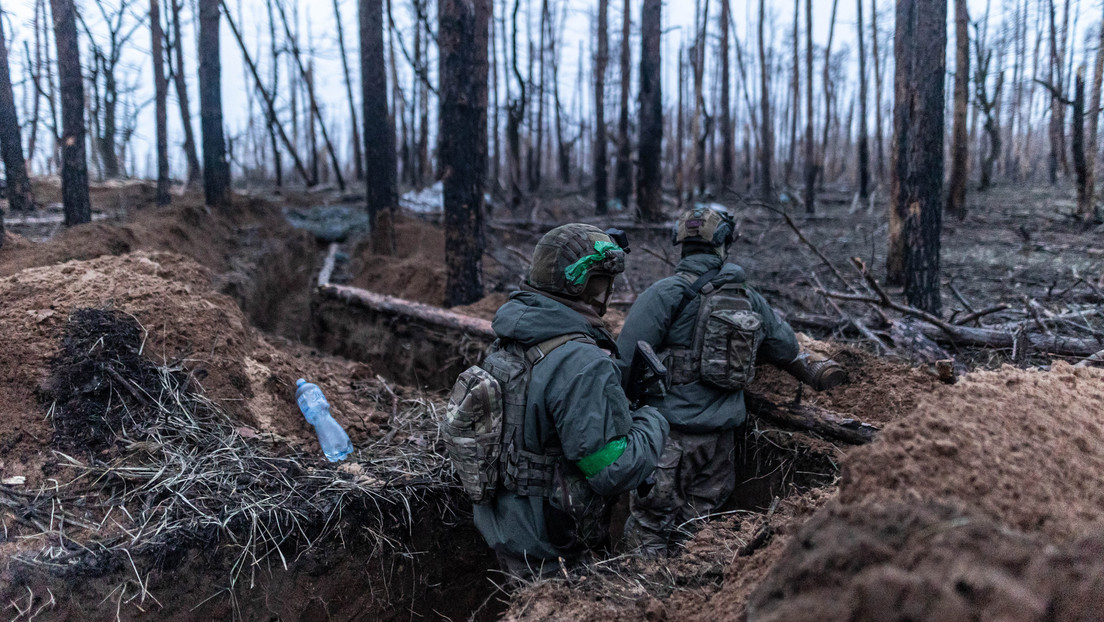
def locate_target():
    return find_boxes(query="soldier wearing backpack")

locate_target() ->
[443,224,669,579]
[617,205,846,555]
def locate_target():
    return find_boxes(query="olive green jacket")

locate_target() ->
[473,290,669,563]
[617,253,800,433]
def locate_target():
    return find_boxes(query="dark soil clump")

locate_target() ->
[45,308,163,452]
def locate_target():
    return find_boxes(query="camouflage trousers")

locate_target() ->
[623,427,736,556]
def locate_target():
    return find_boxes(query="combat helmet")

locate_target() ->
[672,205,736,250]
[527,224,626,299]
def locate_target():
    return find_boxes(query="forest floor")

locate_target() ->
[0,177,1102,621]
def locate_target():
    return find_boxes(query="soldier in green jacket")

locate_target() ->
[473,224,670,578]
[617,205,845,555]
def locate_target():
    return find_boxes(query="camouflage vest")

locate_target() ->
[443,333,592,504]
[664,273,764,390]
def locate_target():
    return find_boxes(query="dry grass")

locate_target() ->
[0,310,463,619]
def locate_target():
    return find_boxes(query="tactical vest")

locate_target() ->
[663,272,765,390]
[443,333,593,503]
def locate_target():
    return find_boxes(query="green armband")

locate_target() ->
[576,437,628,479]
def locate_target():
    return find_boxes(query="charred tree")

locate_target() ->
[803,0,815,212]
[506,0,525,210]
[49,0,91,225]
[361,0,398,252]
[946,0,969,218]
[855,0,871,200]
[595,0,609,214]
[785,0,799,186]
[0,6,35,214]
[889,0,946,315]
[1072,65,1088,217]
[973,25,1002,192]
[1084,10,1104,222]
[757,0,772,201]
[167,0,201,185]
[871,0,886,180]
[335,0,365,182]
[818,0,840,189]
[720,0,733,188]
[636,0,662,222]
[440,0,490,306]
[150,0,170,205]
[198,0,231,208]
[615,0,632,209]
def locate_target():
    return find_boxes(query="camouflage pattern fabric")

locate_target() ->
[528,224,625,298]
[624,428,737,555]
[673,205,735,248]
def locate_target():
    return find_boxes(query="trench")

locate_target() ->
[201,237,841,620]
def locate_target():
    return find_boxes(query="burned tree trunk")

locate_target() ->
[168,0,202,185]
[49,0,90,225]
[889,0,946,314]
[440,0,490,307]
[636,0,663,222]
[151,0,171,205]
[0,8,35,214]
[360,0,398,253]
[757,0,772,201]
[855,0,871,200]
[946,0,969,219]
[803,0,815,213]
[1072,66,1088,217]
[615,0,632,209]
[785,0,799,186]
[198,0,231,208]
[720,0,733,188]
[595,0,609,215]
[871,0,886,181]
[973,27,1002,193]
[335,0,364,183]
[1085,8,1104,223]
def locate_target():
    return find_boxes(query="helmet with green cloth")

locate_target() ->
[527,223,626,301]
[672,204,736,249]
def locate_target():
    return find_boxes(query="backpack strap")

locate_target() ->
[524,332,594,366]
[671,268,721,324]
[504,332,594,498]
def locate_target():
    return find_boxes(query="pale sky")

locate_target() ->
[0,0,1087,180]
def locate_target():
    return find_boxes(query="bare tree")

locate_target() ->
[198,0,231,208]
[150,0,170,205]
[49,0,91,224]
[595,0,609,214]
[855,0,870,200]
[720,0,733,188]
[946,0,969,218]
[757,0,771,200]
[361,0,398,252]
[889,0,947,314]
[636,0,662,222]
[871,0,886,180]
[818,0,840,188]
[615,0,632,208]
[1084,9,1104,222]
[440,0,490,306]
[167,0,201,185]
[803,0,815,212]
[334,0,365,182]
[785,0,799,185]
[0,2,36,214]
[973,21,1002,192]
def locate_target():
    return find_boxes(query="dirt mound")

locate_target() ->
[0,251,388,489]
[0,193,323,342]
[350,215,448,304]
[751,335,941,429]
[840,362,1104,540]
[747,501,1104,622]
[733,363,1104,621]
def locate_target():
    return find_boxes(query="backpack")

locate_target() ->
[442,333,592,504]
[665,270,765,391]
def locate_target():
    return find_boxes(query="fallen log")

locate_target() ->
[745,391,879,445]
[317,283,496,341]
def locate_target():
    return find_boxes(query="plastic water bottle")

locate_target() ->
[295,379,353,462]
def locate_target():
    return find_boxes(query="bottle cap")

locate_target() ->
[296,379,307,388]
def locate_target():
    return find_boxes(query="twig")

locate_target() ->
[954,304,1009,326]
[748,200,851,289]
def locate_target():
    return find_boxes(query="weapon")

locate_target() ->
[626,340,669,408]
[625,341,669,498]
